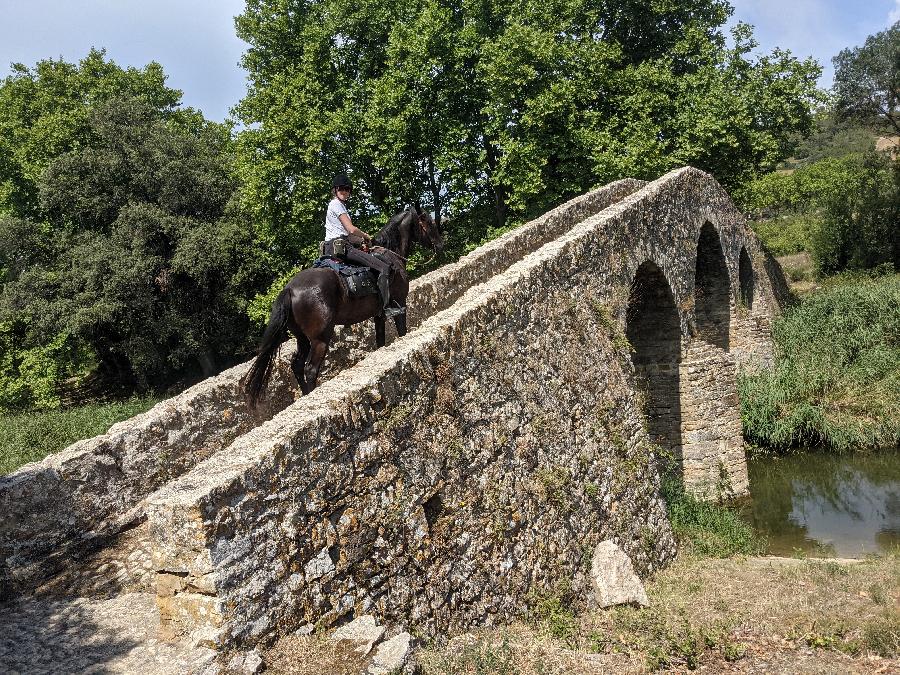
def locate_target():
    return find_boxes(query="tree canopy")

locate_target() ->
[0,4,828,409]
[833,21,900,135]
[234,0,821,263]
[0,53,270,407]
[0,49,184,220]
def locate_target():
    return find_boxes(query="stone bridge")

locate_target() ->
[0,167,787,653]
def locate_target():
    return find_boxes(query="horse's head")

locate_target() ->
[413,209,444,253]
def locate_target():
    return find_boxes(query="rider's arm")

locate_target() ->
[339,213,372,242]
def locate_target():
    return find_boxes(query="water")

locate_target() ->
[741,450,900,557]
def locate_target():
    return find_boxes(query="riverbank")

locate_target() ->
[738,271,899,453]
[260,551,899,673]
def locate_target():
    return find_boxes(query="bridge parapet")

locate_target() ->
[146,167,785,647]
[0,179,644,597]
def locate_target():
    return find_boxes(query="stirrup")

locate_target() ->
[383,303,406,318]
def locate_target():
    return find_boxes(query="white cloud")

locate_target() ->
[890,1,900,24]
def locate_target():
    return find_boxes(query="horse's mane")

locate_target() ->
[373,208,412,252]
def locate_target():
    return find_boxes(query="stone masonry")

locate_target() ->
[0,179,644,598]
[144,167,786,649]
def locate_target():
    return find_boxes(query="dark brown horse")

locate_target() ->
[243,207,443,406]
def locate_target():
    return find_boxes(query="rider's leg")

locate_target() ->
[345,247,392,310]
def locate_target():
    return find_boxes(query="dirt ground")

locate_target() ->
[263,553,899,674]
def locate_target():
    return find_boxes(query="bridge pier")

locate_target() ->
[679,341,748,498]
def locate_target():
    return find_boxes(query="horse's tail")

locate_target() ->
[244,287,291,409]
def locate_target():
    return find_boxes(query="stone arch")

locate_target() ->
[694,222,731,350]
[626,261,681,466]
[738,246,754,310]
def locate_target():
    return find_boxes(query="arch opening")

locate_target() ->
[694,222,731,350]
[627,261,682,468]
[738,246,754,310]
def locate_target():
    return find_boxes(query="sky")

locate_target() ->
[0,1,898,123]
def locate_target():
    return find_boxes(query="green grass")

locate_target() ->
[662,479,765,558]
[739,273,900,453]
[0,397,158,475]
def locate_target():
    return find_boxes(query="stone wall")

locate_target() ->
[0,179,643,598]
[0,365,295,598]
[146,167,786,648]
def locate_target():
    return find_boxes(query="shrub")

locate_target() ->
[739,154,899,275]
[739,273,900,452]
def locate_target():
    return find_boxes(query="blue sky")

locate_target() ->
[1,1,898,122]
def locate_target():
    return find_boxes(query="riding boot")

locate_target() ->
[377,271,391,311]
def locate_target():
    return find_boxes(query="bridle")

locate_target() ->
[416,213,438,266]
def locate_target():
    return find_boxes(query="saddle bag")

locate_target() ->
[319,237,348,259]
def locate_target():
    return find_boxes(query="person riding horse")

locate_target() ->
[242,186,443,405]
[322,174,396,314]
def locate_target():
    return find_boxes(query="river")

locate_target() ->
[740,450,900,557]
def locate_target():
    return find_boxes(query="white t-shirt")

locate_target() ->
[324,197,350,241]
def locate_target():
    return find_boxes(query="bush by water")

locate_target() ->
[739,273,900,453]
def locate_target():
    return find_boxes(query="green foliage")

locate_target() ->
[530,585,577,642]
[235,0,821,266]
[740,153,898,273]
[833,21,900,135]
[750,212,818,257]
[787,113,877,166]
[0,53,273,407]
[0,397,157,475]
[662,478,764,557]
[0,324,75,410]
[739,274,900,452]
[0,49,184,219]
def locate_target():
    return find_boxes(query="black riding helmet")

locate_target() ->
[332,173,352,193]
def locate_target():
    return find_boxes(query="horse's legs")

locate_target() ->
[393,306,407,337]
[292,333,311,395]
[304,333,331,392]
[374,315,386,348]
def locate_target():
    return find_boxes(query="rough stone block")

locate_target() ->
[590,541,649,608]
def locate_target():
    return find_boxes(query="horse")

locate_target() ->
[243,207,443,407]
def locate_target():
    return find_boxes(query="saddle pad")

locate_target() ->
[313,258,378,298]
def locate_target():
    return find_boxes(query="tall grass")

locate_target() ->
[0,397,157,475]
[662,479,764,557]
[739,273,900,453]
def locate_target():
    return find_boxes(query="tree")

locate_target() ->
[0,49,184,220]
[833,21,900,135]
[0,67,271,404]
[234,0,822,268]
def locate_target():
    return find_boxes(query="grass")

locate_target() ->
[0,397,158,475]
[411,553,900,673]
[662,478,765,558]
[739,273,900,453]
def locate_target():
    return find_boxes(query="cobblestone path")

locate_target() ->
[0,523,215,674]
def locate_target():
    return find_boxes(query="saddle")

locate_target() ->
[313,257,379,298]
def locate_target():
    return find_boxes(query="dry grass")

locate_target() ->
[416,553,900,674]
[262,634,372,675]
[776,252,818,296]
[255,553,899,673]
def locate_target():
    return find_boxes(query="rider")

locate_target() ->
[323,173,393,311]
